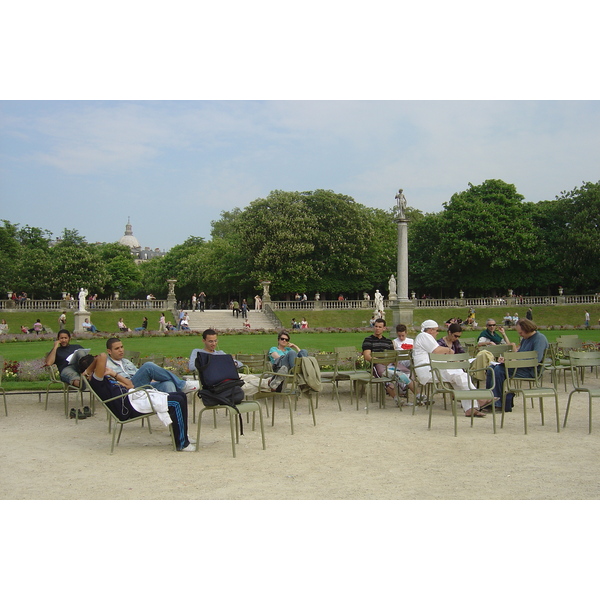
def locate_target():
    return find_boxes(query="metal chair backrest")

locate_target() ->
[503,350,542,385]
[141,354,165,367]
[236,353,269,373]
[371,350,398,372]
[556,336,583,351]
[124,350,141,367]
[480,344,513,358]
[428,353,473,391]
[334,346,359,370]
[569,351,600,388]
[46,364,62,384]
[311,352,339,376]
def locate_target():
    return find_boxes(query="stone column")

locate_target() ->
[390,188,414,327]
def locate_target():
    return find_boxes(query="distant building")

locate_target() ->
[118,218,165,263]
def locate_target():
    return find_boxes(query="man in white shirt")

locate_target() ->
[105,337,198,394]
[413,319,490,417]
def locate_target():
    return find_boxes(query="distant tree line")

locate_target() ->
[2,180,599,301]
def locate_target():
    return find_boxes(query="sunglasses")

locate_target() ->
[488,324,497,327]
[279,337,290,342]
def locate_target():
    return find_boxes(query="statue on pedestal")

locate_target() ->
[395,189,407,219]
[78,288,88,312]
[374,289,384,314]
[388,274,397,297]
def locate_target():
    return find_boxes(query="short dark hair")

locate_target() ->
[374,318,386,326]
[448,323,463,334]
[78,354,94,373]
[106,337,121,350]
[57,329,71,338]
[396,324,407,333]
[202,328,217,339]
[278,330,290,339]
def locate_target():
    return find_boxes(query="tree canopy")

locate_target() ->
[3,180,600,300]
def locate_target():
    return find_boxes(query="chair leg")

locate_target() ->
[563,391,575,428]
[229,409,237,458]
[257,405,266,449]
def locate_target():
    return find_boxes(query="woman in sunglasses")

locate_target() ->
[437,323,466,354]
[267,331,308,390]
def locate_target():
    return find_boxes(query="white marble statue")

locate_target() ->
[395,188,407,219]
[388,274,397,296]
[78,288,88,312]
[374,289,384,313]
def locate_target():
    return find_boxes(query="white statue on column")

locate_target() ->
[395,189,407,219]
[78,288,88,312]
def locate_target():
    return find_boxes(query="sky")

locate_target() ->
[2,99,599,251]
[1,3,599,252]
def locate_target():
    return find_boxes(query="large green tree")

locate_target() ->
[231,189,393,297]
[408,180,540,297]
[534,181,600,293]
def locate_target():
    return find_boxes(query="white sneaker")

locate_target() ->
[181,444,196,452]
[182,380,200,393]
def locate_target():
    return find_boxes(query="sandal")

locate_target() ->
[465,409,486,418]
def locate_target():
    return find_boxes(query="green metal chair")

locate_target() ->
[333,346,362,403]
[251,362,316,434]
[460,338,478,358]
[44,364,89,422]
[235,353,272,417]
[542,344,569,392]
[86,383,177,454]
[236,353,271,374]
[124,350,141,367]
[479,344,514,359]
[141,354,165,367]
[351,350,398,413]
[393,348,416,410]
[195,400,266,457]
[428,353,497,436]
[310,352,342,411]
[563,351,600,433]
[501,350,560,434]
[0,356,7,416]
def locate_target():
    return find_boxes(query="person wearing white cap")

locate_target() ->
[412,319,490,417]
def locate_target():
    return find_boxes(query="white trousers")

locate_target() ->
[416,367,480,411]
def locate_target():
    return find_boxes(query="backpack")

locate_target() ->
[195,352,246,432]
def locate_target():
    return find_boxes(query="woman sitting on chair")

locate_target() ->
[267,331,308,390]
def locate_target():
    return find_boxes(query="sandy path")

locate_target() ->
[1,383,599,500]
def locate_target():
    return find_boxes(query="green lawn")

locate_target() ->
[3,305,600,388]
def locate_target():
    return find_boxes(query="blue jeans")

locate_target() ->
[486,364,536,410]
[131,362,184,393]
[274,349,308,371]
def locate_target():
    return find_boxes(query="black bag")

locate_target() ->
[195,352,246,432]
